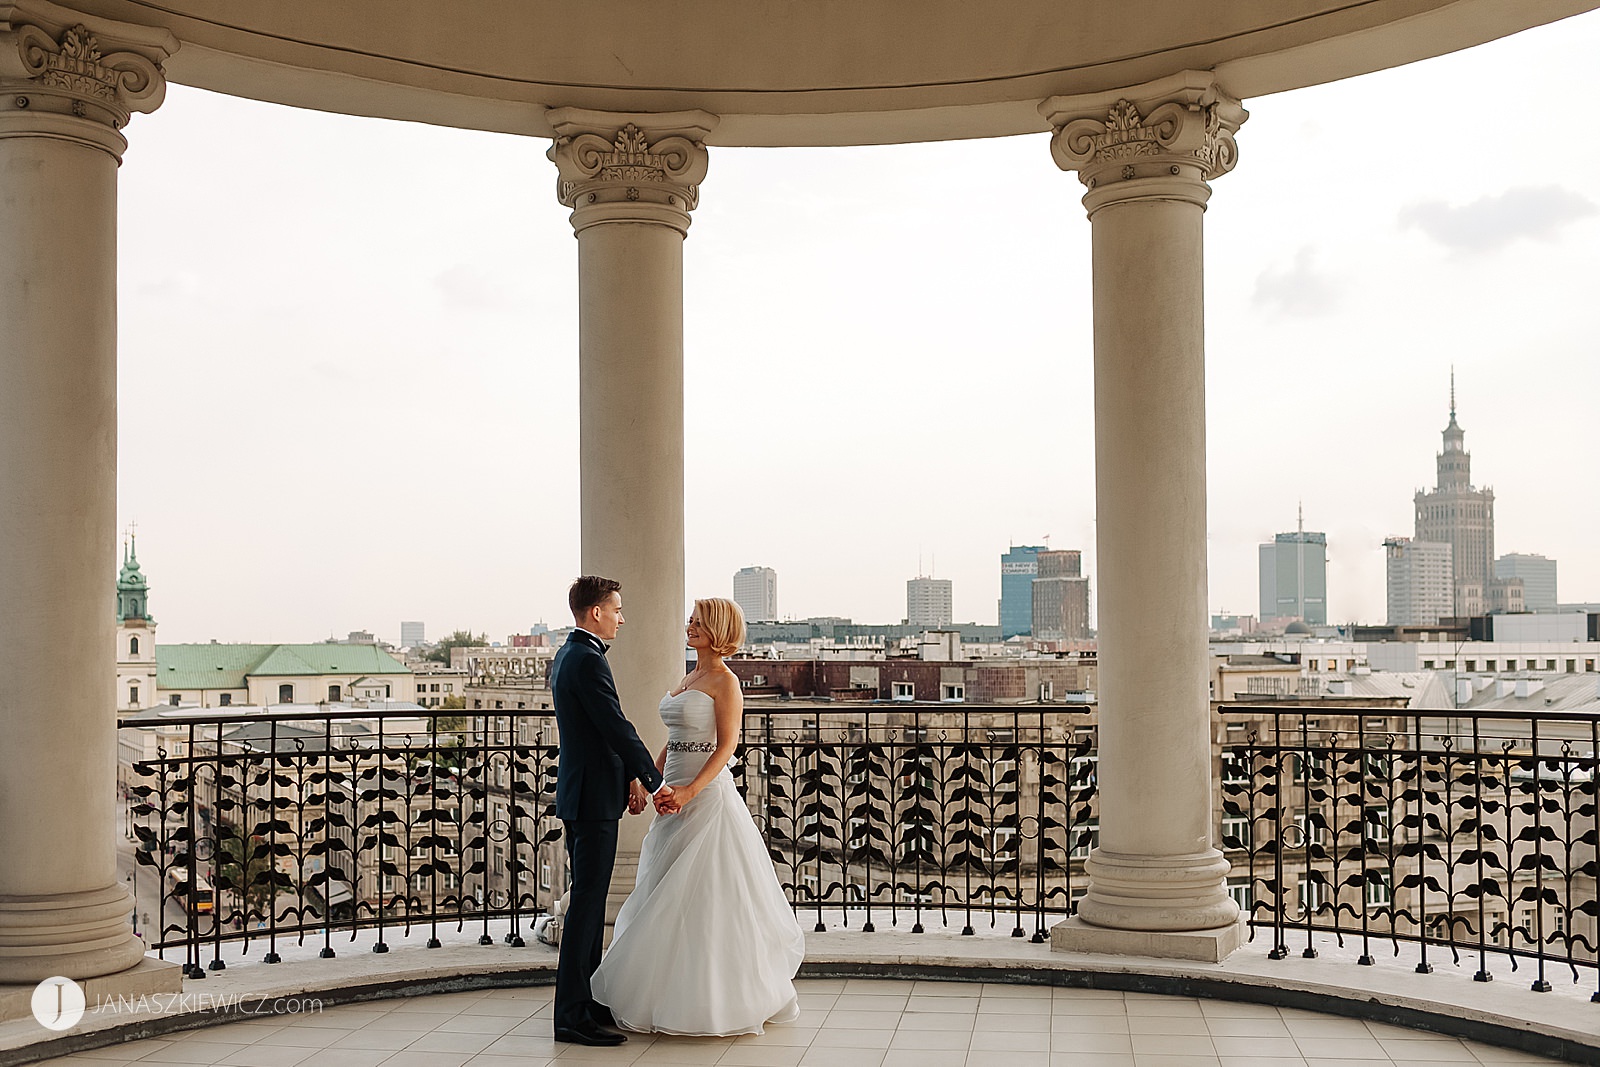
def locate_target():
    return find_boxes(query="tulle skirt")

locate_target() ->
[591,769,805,1036]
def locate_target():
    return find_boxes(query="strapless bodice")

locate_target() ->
[659,688,717,744]
[657,689,725,785]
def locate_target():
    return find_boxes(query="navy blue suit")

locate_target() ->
[549,629,663,1030]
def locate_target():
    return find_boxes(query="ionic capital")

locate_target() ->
[1041,71,1246,216]
[0,3,175,152]
[546,108,717,237]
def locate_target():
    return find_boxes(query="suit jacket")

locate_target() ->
[550,630,664,821]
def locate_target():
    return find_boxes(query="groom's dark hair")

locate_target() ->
[569,575,622,618]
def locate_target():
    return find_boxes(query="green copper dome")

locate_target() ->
[117,539,153,623]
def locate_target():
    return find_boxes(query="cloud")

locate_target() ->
[1399,186,1597,252]
[1252,246,1339,317]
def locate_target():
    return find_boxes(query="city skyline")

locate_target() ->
[114,13,1600,644]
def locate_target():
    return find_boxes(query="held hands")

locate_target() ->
[653,784,686,815]
[626,780,648,816]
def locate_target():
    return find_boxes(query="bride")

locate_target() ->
[589,597,804,1036]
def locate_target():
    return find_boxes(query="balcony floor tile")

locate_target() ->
[20,964,1579,1067]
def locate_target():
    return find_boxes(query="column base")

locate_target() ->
[0,884,146,984]
[0,956,180,1024]
[1050,916,1247,963]
[1076,848,1240,932]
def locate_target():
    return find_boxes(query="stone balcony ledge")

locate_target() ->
[3,923,1598,1065]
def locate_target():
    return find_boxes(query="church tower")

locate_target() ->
[1413,373,1495,618]
[115,532,158,710]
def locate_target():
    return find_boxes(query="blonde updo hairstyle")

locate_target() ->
[694,597,746,657]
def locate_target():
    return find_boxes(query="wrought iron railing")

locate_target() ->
[118,702,1099,974]
[122,700,1600,1000]
[121,708,560,978]
[1220,704,1600,997]
[735,704,1098,941]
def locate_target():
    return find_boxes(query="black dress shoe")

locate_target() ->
[554,1022,627,1046]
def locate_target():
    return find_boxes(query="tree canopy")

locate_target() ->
[425,629,489,665]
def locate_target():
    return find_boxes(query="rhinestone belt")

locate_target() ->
[666,740,715,752]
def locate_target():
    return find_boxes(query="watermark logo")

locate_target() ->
[32,977,86,1031]
[29,977,323,1030]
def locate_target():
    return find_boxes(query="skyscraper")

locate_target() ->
[1495,553,1557,612]
[999,545,1044,638]
[1414,375,1494,617]
[732,566,778,622]
[1257,514,1327,626]
[906,576,953,628]
[1385,537,1453,626]
[1032,549,1091,640]
[400,621,426,647]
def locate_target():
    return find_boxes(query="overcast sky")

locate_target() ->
[115,12,1600,645]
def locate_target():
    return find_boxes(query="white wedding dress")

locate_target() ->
[590,689,804,1036]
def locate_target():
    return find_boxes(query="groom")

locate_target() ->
[549,575,674,1046]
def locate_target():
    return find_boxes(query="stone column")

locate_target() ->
[1041,72,1248,961]
[0,9,174,982]
[547,109,715,920]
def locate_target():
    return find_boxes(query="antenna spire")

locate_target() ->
[1449,366,1456,420]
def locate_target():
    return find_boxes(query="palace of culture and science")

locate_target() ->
[1387,376,1531,626]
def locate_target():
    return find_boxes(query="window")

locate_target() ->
[277,684,293,703]
[1039,681,1053,702]
[1226,876,1253,911]
[752,674,766,687]
[1486,660,1497,671]
[1568,660,1578,674]
[129,635,139,655]
[1465,660,1476,671]
[1070,754,1099,789]
[900,825,936,862]
[431,683,440,693]
[1290,753,1327,781]
[1365,873,1391,909]
[169,694,181,706]
[1292,812,1327,847]
[1070,818,1099,860]
[1220,815,1252,850]
[1221,754,1250,785]
[444,684,453,693]
[892,681,915,702]
[1444,660,1455,669]
[1545,660,1556,671]
[219,693,232,706]
[1298,874,1327,914]
[1422,660,1435,669]
[1363,806,1391,844]
[987,827,1017,862]
[327,684,341,702]
[940,683,965,703]
[989,729,1017,779]
[128,685,140,706]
